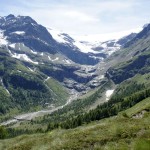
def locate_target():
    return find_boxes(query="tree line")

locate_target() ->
[1,87,150,139]
[47,88,150,131]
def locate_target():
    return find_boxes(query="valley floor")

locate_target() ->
[0,98,150,150]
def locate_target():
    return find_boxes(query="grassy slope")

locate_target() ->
[125,97,150,117]
[0,47,69,122]
[0,97,150,150]
[46,78,69,106]
[9,73,149,131]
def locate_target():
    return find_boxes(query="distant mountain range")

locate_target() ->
[0,14,149,120]
[0,14,137,66]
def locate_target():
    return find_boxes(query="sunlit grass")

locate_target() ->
[0,98,150,150]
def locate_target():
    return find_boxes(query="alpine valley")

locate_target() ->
[0,15,150,150]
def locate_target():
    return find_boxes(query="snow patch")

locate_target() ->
[44,76,51,82]
[65,59,71,64]
[48,56,51,60]
[31,50,37,54]
[12,31,25,35]
[40,52,44,56]
[52,57,59,61]
[105,90,114,101]
[31,23,36,27]
[101,43,107,48]
[98,75,104,80]
[37,38,49,45]
[11,53,38,64]
[48,56,59,62]
[8,50,12,54]
[107,47,120,55]
[0,38,8,45]
[9,43,16,48]
[74,41,99,54]
[28,67,34,72]
[47,28,67,43]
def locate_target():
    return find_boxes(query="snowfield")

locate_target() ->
[12,31,25,35]
[9,43,16,48]
[48,28,100,54]
[73,40,100,54]
[47,28,122,55]
[105,90,114,101]
[10,52,38,64]
[47,28,68,43]
[31,50,38,54]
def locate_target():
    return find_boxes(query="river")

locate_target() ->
[1,90,79,126]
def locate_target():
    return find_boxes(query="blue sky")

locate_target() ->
[0,0,150,36]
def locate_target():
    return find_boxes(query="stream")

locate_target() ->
[1,90,79,126]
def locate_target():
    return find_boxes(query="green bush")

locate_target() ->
[0,126,8,139]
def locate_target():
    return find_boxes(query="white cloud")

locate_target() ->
[72,27,142,42]
[0,0,150,35]
[64,11,99,22]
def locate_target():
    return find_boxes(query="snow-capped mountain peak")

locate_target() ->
[47,27,119,55]
[0,14,141,66]
[47,28,70,44]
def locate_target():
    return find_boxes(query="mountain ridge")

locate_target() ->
[0,14,149,128]
[0,14,150,150]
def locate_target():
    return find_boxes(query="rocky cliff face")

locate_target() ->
[105,24,150,84]
[0,14,141,115]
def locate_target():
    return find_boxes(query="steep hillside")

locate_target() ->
[0,14,113,65]
[106,52,150,84]
[0,47,69,121]
[0,16,150,150]
[0,14,136,121]
[0,97,149,150]
[21,24,150,130]
[1,22,150,125]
